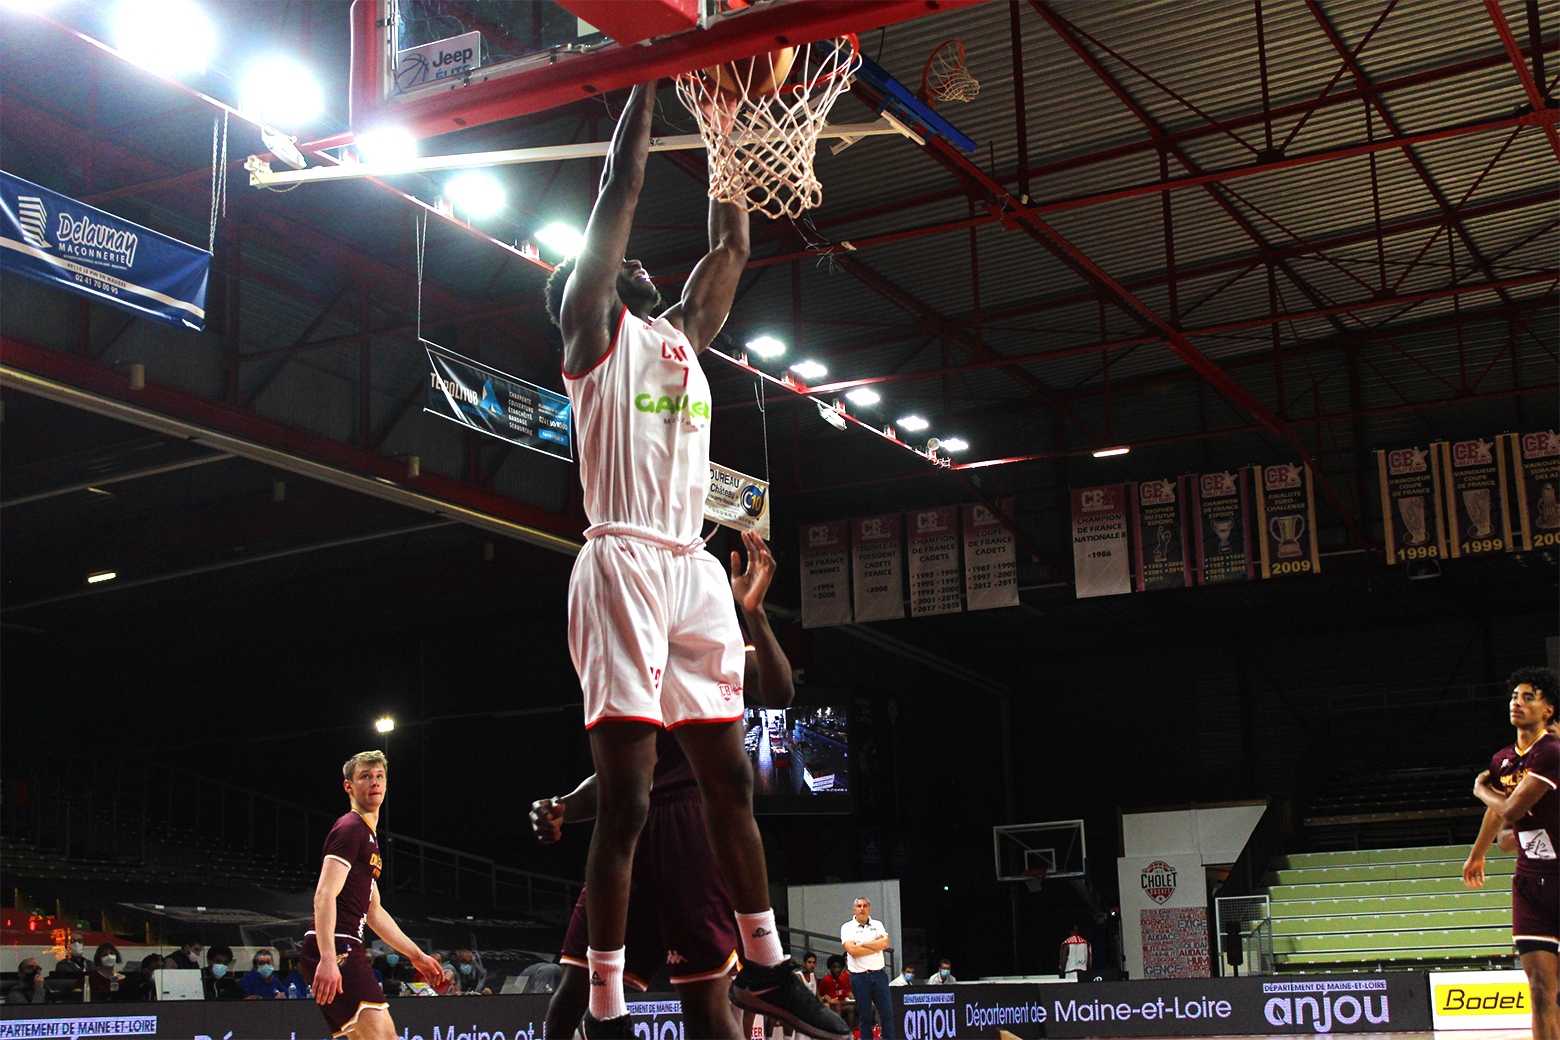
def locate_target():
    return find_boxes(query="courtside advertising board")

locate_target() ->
[1427,969,1533,1030]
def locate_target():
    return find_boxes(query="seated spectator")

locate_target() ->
[373,950,413,997]
[6,958,49,1005]
[86,944,126,1002]
[239,948,286,1000]
[164,940,204,971]
[435,952,457,995]
[888,964,918,987]
[516,960,562,995]
[278,952,310,999]
[453,950,490,995]
[122,954,163,1002]
[52,939,89,975]
[925,958,956,985]
[817,954,856,1033]
[202,944,245,1001]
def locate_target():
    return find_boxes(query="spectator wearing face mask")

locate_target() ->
[202,944,245,1000]
[239,948,287,999]
[87,944,126,1002]
[453,950,490,995]
[925,959,956,985]
[373,949,413,996]
[888,965,918,987]
[6,958,49,1005]
[165,940,204,971]
[52,939,89,975]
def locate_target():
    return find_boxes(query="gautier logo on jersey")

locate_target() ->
[1141,860,1177,904]
[634,393,710,419]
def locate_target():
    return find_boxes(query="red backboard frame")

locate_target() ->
[349,0,977,140]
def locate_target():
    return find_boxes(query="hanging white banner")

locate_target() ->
[1071,484,1132,599]
[800,521,852,629]
[962,500,1019,611]
[907,506,962,617]
[705,462,770,540]
[851,513,905,623]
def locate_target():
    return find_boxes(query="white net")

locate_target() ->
[676,37,860,220]
[923,41,979,104]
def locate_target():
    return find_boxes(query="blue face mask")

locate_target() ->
[459,963,474,975]
[210,964,228,978]
[257,965,274,978]
[386,954,400,967]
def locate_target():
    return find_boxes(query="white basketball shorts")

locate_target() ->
[568,528,746,729]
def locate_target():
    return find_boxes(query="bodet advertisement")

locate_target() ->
[1428,969,1533,1030]
[891,976,1429,1038]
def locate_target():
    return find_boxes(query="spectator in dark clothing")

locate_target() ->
[165,941,204,971]
[373,951,414,997]
[202,944,245,1001]
[122,954,163,1002]
[6,958,49,1005]
[87,944,126,1002]
[453,950,490,996]
[52,939,89,975]
[239,948,286,999]
[279,952,310,999]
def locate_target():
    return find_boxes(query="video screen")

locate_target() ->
[745,704,851,814]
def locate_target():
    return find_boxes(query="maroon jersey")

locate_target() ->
[1491,733,1560,876]
[652,729,695,793]
[321,810,382,939]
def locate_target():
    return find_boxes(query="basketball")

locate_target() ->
[704,47,795,100]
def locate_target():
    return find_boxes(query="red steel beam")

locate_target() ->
[1484,0,1560,161]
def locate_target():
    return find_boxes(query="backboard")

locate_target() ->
[993,819,1087,884]
[348,0,978,140]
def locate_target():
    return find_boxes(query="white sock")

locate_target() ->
[736,909,786,967]
[586,947,627,1021]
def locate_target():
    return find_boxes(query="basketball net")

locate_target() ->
[676,37,860,220]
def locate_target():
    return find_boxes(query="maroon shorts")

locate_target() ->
[560,785,739,987]
[302,933,388,1036]
[1513,872,1560,949]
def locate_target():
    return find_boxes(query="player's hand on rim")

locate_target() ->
[312,958,342,1005]
[530,797,565,844]
[730,530,775,615]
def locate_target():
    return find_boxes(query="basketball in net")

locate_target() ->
[677,28,859,220]
[919,40,979,105]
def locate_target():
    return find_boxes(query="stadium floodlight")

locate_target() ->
[356,127,417,166]
[896,415,929,432]
[87,570,118,584]
[535,222,584,257]
[745,335,785,358]
[1092,446,1130,457]
[845,388,880,406]
[240,58,325,128]
[790,359,827,380]
[114,0,216,76]
[375,717,395,734]
[447,173,505,218]
[939,437,969,452]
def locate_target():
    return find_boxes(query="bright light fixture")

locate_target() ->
[87,571,118,584]
[940,437,969,452]
[790,360,827,380]
[114,0,215,76]
[356,127,417,166]
[375,717,396,734]
[535,222,584,257]
[1093,446,1130,457]
[845,388,881,406]
[240,58,325,128]
[447,173,505,218]
[896,415,929,432]
[746,335,785,358]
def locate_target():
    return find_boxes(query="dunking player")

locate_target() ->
[303,752,442,1039]
[532,532,795,1039]
[1463,667,1560,1039]
[544,80,846,1040]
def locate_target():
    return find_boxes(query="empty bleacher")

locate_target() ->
[1301,766,1486,851]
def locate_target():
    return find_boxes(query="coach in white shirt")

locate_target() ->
[841,898,895,1040]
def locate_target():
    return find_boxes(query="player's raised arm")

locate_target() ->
[733,531,793,708]
[665,196,750,353]
[559,81,659,372]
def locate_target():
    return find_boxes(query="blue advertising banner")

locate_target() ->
[0,170,211,330]
[424,342,572,461]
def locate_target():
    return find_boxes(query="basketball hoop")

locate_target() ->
[919,41,979,105]
[1023,866,1047,893]
[676,33,861,220]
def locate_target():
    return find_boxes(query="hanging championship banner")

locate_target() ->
[852,513,904,623]
[1376,444,1446,564]
[1070,485,1131,598]
[1130,477,1193,592]
[1440,437,1512,558]
[705,462,769,539]
[1,170,211,330]
[1191,470,1254,585]
[1512,430,1560,550]
[424,343,572,460]
[907,506,962,617]
[1254,463,1320,578]
[800,521,852,628]
[963,500,1019,610]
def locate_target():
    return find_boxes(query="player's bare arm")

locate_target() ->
[559,81,659,373]
[311,856,350,1004]
[732,531,793,708]
[1464,806,1503,887]
[663,197,750,353]
[365,881,441,985]
[1485,771,1553,825]
[530,775,600,844]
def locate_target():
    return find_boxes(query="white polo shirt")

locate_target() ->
[840,916,888,973]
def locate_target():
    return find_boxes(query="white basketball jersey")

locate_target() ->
[565,307,711,543]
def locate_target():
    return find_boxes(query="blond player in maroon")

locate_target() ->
[303,751,442,1039]
[1464,667,1560,1040]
